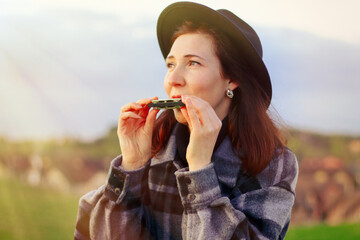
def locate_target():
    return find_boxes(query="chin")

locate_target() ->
[173,109,188,125]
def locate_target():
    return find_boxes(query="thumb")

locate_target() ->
[144,108,160,133]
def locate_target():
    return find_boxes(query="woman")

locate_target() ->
[75,2,298,240]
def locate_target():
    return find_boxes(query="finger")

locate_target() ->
[138,104,150,119]
[189,97,222,134]
[180,107,191,127]
[184,97,201,129]
[144,108,160,133]
[186,96,215,125]
[136,97,159,119]
[137,96,159,106]
[118,112,144,134]
[183,96,207,126]
[121,102,143,113]
[119,111,142,120]
[179,108,192,130]
[180,96,192,127]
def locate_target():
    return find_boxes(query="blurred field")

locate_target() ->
[287,222,360,240]
[0,127,360,239]
[0,176,78,240]
[1,175,360,240]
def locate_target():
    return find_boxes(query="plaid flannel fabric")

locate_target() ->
[75,124,298,240]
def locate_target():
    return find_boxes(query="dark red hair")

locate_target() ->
[152,21,285,176]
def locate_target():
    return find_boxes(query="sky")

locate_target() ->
[0,0,359,140]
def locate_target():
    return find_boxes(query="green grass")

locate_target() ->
[0,176,79,240]
[286,222,360,240]
[1,176,360,240]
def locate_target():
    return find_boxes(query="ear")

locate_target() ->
[226,79,239,91]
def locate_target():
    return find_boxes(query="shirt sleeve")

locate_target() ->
[74,155,151,240]
[174,148,298,240]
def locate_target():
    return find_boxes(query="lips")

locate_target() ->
[171,95,182,99]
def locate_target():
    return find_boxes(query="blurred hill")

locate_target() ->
[287,129,360,225]
[0,126,120,194]
[287,129,360,164]
[0,126,360,225]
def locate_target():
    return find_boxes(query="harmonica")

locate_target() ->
[148,98,185,109]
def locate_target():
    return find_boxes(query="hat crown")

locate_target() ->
[217,9,263,58]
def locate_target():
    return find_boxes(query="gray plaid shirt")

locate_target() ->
[75,124,298,240]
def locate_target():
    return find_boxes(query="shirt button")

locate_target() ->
[184,177,191,185]
[114,187,121,195]
[187,194,196,201]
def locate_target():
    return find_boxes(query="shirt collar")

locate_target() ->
[151,120,241,189]
[212,136,241,188]
[174,116,229,164]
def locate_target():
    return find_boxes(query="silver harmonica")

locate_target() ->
[148,98,185,109]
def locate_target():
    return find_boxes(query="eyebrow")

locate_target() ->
[166,54,206,60]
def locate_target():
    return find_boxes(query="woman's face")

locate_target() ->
[164,33,236,124]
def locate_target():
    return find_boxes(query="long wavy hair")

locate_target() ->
[152,21,285,176]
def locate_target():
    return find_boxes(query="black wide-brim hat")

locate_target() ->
[157,1,272,106]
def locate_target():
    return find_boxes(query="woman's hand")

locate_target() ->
[117,97,160,170]
[180,95,222,171]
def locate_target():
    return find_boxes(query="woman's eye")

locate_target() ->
[189,61,200,66]
[166,63,175,69]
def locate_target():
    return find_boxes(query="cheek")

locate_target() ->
[163,78,170,96]
[188,78,208,94]
[193,78,221,98]
[197,79,227,108]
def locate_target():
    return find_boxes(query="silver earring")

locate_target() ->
[226,89,234,98]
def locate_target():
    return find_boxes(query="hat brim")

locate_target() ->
[157,2,272,106]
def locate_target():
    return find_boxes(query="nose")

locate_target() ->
[165,66,185,87]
